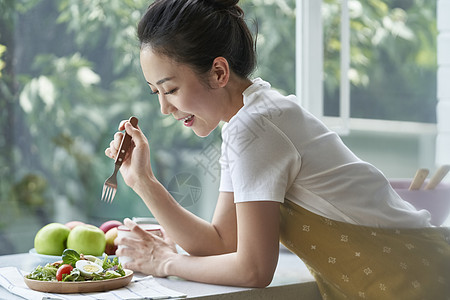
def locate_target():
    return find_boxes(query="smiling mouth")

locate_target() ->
[179,114,195,126]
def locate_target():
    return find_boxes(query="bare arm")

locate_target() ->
[120,200,280,287]
[167,201,280,287]
[134,179,238,256]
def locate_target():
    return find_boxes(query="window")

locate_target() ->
[297,0,443,175]
[298,0,438,122]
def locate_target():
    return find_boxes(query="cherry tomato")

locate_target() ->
[56,264,73,281]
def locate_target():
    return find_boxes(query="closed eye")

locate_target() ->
[148,87,178,95]
[164,88,178,95]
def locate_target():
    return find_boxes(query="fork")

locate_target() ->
[101,116,139,203]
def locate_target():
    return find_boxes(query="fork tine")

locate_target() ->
[102,185,112,202]
[101,185,107,201]
[109,188,117,203]
[105,186,112,203]
[102,185,110,202]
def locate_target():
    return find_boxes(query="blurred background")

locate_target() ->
[0,0,446,255]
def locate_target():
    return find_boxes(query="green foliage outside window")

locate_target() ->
[323,0,437,122]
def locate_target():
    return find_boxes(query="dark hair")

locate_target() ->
[137,0,256,79]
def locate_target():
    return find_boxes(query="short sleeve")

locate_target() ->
[220,115,301,203]
[219,127,234,192]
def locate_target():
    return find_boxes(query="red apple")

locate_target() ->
[65,221,85,230]
[99,220,122,233]
[104,227,118,255]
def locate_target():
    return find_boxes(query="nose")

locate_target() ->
[159,95,176,115]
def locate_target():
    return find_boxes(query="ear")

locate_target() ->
[209,57,230,88]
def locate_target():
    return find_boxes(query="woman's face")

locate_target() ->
[140,47,225,137]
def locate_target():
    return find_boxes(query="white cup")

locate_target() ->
[117,223,162,265]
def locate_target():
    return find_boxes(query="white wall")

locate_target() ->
[437,0,450,166]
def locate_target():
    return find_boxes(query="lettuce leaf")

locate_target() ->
[102,255,125,276]
[91,270,122,281]
[62,249,80,267]
[62,268,83,282]
[26,264,57,281]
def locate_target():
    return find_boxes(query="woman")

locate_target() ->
[105,0,450,298]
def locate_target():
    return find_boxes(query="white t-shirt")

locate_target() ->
[219,78,431,228]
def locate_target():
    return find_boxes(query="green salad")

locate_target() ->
[26,249,126,282]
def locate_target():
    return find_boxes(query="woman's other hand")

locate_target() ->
[115,218,178,277]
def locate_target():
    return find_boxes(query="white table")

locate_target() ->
[0,247,321,299]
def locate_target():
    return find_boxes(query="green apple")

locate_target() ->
[67,224,106,256]
[34,223,71,256]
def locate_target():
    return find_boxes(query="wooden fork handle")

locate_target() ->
[115,116,139,166]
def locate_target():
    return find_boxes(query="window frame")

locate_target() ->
[295,0,439,138]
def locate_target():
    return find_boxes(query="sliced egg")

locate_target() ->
[83,255,104,266]
[75,260,103,277]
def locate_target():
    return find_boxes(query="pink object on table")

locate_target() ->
[390,179,450,226]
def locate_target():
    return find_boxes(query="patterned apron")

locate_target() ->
[280,199,450,299]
